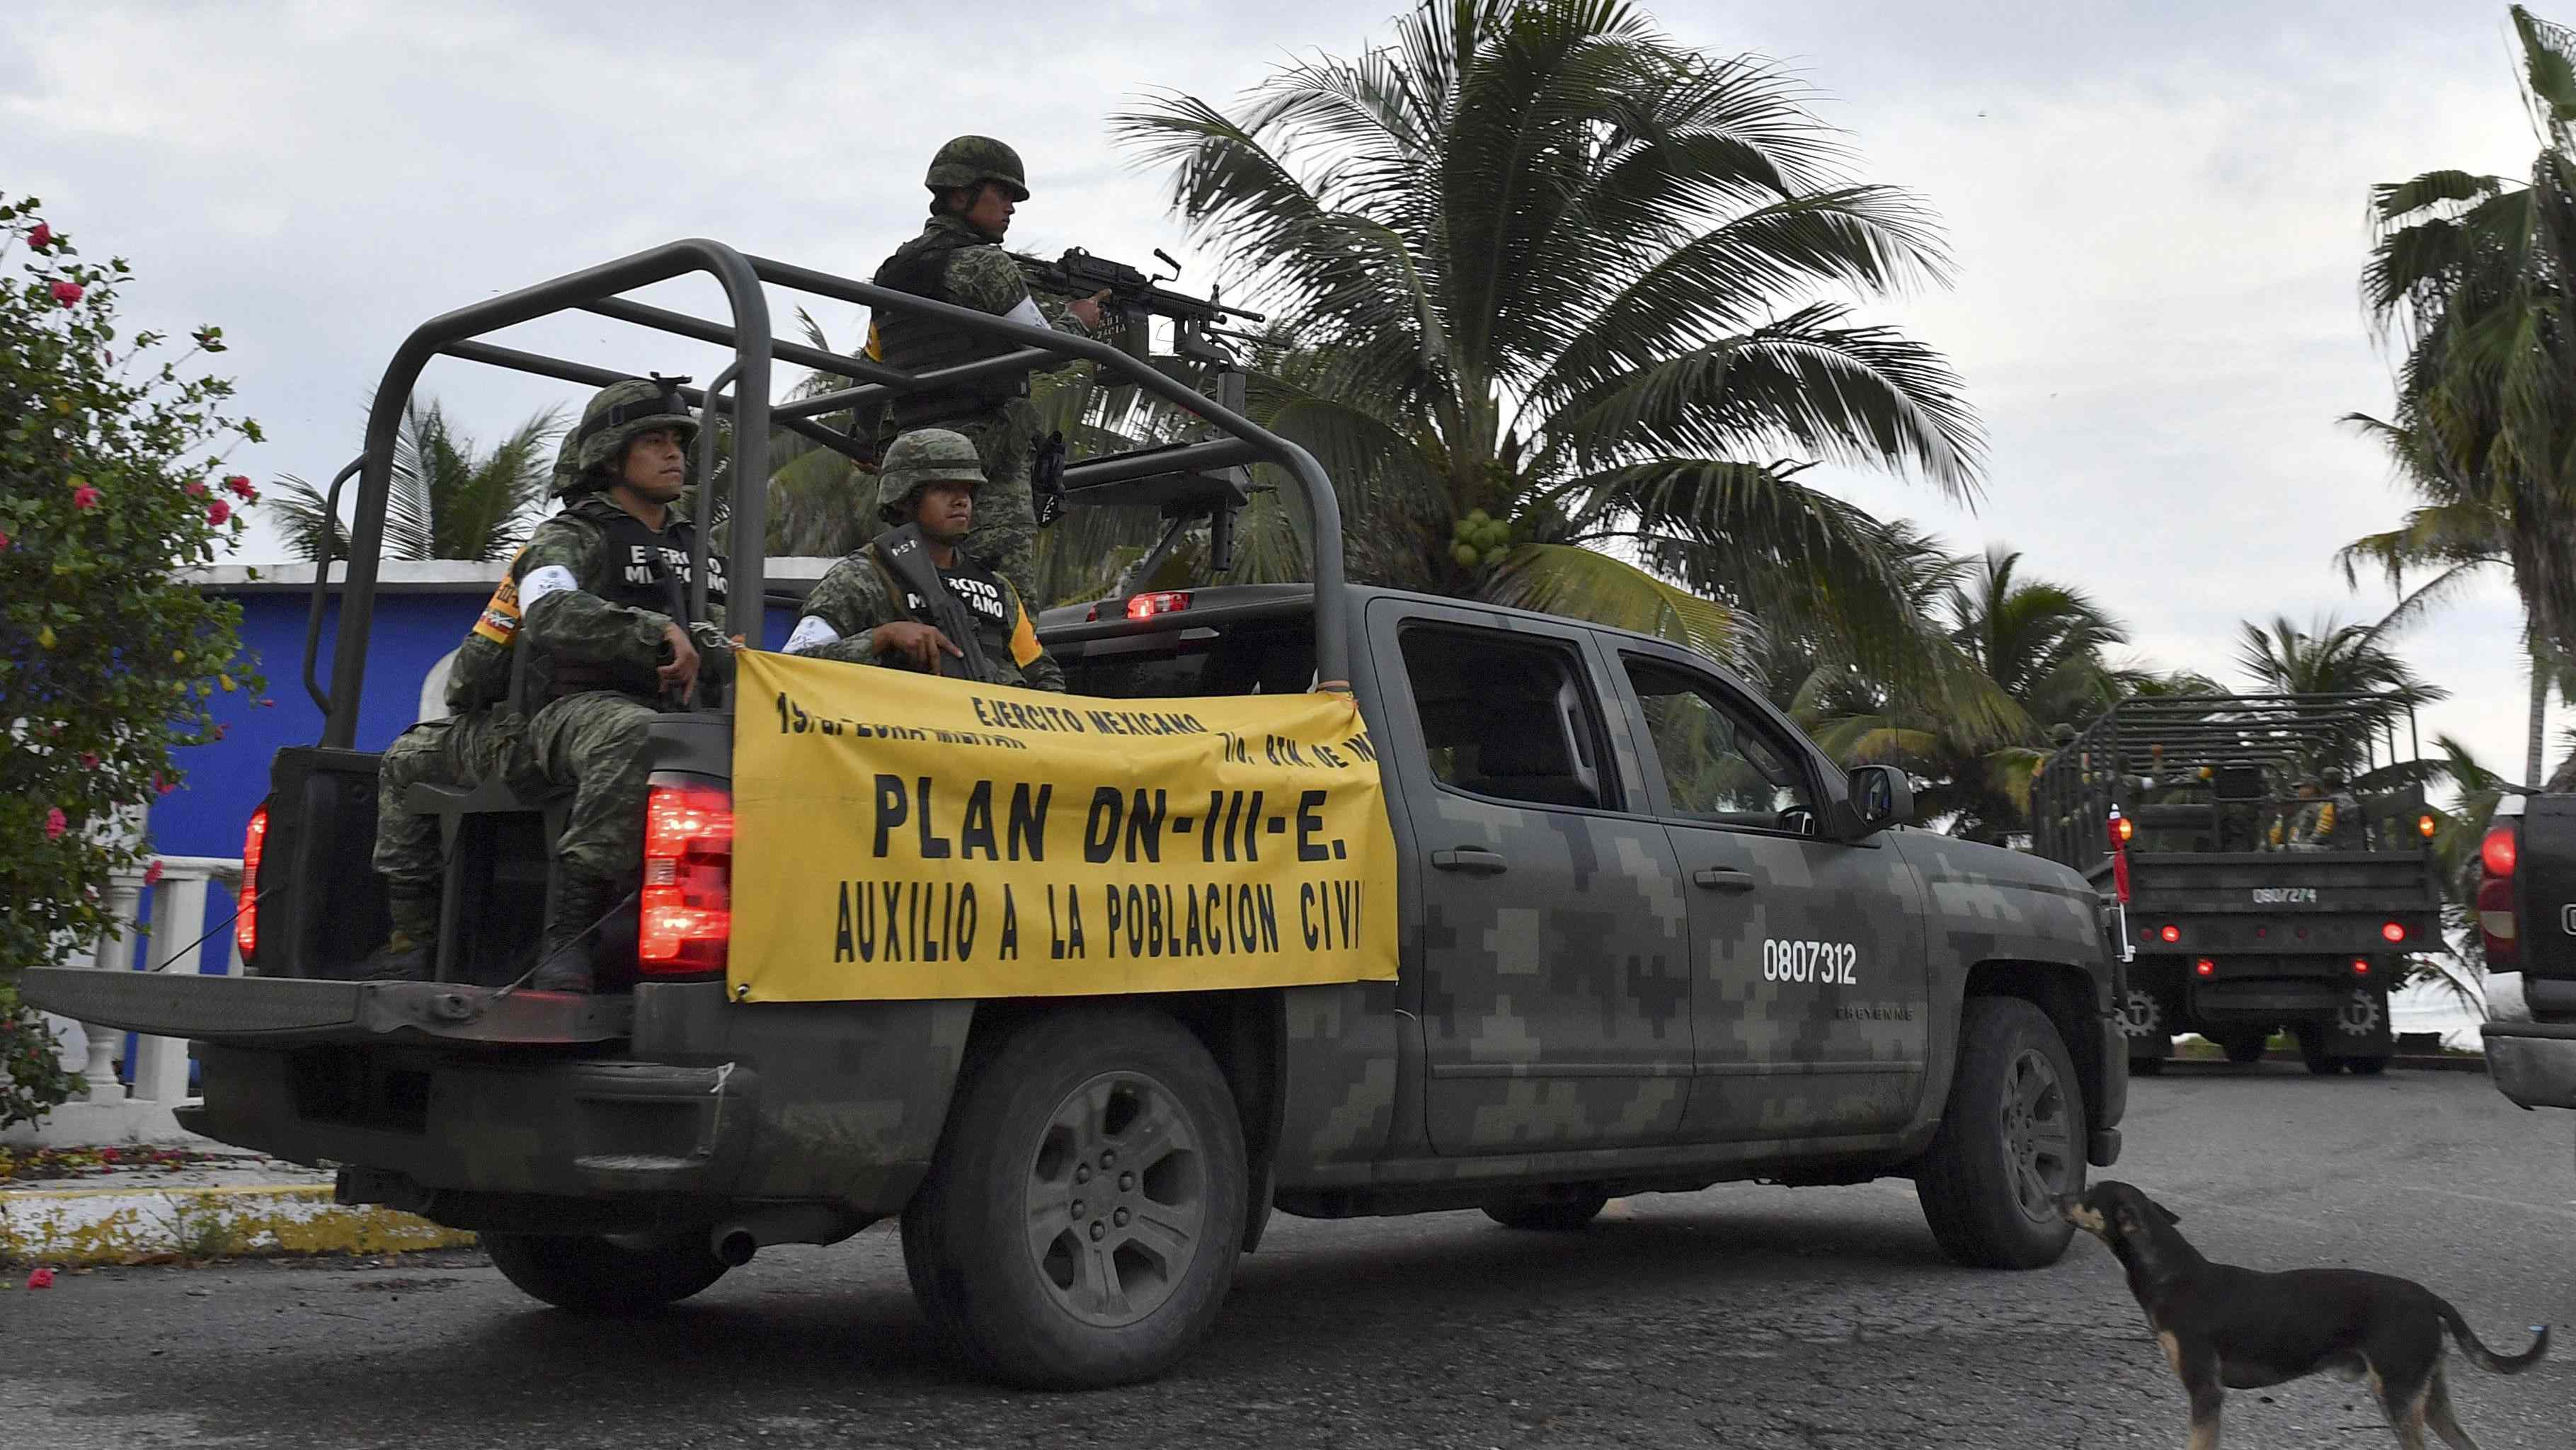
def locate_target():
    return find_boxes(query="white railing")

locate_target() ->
[59,855,246,1112]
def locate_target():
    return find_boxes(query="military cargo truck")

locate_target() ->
[2032,693,2444,1075]
[25,240,2125,1388]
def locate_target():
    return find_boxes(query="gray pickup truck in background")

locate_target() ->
[23,241,2126,1388]
[2475,792,2576,1121]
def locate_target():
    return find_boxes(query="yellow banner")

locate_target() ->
[728,651,1399,1002]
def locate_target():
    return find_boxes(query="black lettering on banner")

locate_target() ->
[1314,743,1345,768]
[1344,731,1375,763]
[999,884,1017,959]
[836,884,856,961]
[1296,790,1330,862]
[1084,787,1123,864]
[912,778,951,860]
[881,883,903,962]
[873,775,905,857]
[1007,783,1050,862]
[1123,789,1166,864]
[960,781,997,860]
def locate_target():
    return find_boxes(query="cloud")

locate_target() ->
[3,0,2551,782]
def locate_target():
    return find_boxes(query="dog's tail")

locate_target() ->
[2437,1300,2550,1374]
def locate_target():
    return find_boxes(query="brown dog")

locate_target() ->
[2060,1181,2548,1449]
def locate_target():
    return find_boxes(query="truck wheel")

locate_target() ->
[2346,1056,2388,1076]
[2218,1032,2269,1066]
[482,1231,729,1314]
[1915,996,2085,1270]
[901,1006,1247,1389]
[1484,1195,1609,1231]
[2295,1024,2343,1075]
[2128,1055,2165,1076]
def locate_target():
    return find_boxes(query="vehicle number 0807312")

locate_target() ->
[1763,938,1857,985]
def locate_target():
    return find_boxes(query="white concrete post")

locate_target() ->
[129,873,212,1104]
[79,879,145,1102]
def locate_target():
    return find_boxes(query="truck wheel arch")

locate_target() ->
[1948,961,2112,1154]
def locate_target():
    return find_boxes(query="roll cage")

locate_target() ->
[304,238,1349,747]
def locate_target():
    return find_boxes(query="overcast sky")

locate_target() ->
[1,0,2548,780]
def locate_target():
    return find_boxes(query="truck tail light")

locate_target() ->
[639,780,731,975]
[2481,825,2517,879]
[2159,924,2181,944]
[2417,813,2437,839]
[1126,590,1192,620]
[2478,818,2520,964]
[2352,958,2372,976]
[2194,958,2216,977]
[2381,921,2407,944]
[236,804,268,961]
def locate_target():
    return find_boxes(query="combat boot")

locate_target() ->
[360,888,440,981]
[529,870,615,993]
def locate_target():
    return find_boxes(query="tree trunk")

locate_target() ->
[2531,649,2550,788]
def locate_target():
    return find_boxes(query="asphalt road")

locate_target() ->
[6,1066,2571,1449]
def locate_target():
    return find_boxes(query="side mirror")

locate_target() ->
[1847,765,1912,836]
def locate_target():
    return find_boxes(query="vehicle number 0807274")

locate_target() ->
[1763,938,1858,985]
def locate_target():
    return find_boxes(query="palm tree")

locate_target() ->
[2362,4,2576,782]
[1110,0,1981,668]
[2231,614,2446,780]
[1807,546,2134,843]
[2338,413,2563,784]
[268,399,560,562]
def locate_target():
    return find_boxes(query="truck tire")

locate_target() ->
[1484,1195,1609,1231]
[482,1231,729,1314]
[2346,1055,2388,1076]
[2296,1024,2343,1075]
[1914,996,2085,1270]
[901,1006,1247,1389]
[2218,1031,2269,1066]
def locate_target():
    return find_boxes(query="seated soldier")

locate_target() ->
[509,376,736,991]
[783,427,1065,692]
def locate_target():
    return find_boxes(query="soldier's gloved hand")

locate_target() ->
[1069,288,1111,331]
[659,622,703,704]
[872,621,963,673]
[687,623,739,685]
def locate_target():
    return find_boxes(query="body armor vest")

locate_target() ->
[542,508,727,702]
[871,227,1031,427]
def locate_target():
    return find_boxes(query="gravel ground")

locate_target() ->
[5,1064,2570,1448]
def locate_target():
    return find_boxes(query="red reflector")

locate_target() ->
[2481,826,2517,879]
[2352,958,2371,976]
[2194,959,2216,976]
[2477,876,2518,964]
[236,805,268,961]
[639,781,733,974]
[2381,921,2405,944]
[2159,924,2181,944]
[1126,590,1191,620]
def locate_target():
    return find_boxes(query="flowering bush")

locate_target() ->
[0,194,264,1131]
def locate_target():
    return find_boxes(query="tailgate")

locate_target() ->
[18,967,629,1047]
[2126,850,2443,916]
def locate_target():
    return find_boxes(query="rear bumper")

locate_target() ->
[17,966,628,1047]
[2481,1022,2576,1110]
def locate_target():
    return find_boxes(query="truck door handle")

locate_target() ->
[1431,847,1509,875]
[1692,867,1757,892]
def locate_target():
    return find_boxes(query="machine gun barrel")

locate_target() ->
[1016,246,1266,325]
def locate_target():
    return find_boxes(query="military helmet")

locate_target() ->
[925,135,1029,202]
[556,375,698,497]
[875,428,988,524]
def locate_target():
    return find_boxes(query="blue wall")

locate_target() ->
[149,581,803,975]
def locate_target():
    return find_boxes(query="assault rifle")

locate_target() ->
[1015,248,1264,364]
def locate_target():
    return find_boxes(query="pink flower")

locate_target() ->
[79,752,98,770]
[28,222,53,251]
[50,280,83,307]
[71,484,100,510]
[153,772,174,796]
[0,529,10,552]
[223,474,256,500]
[24,1267,54,1290]
[207,498,231,525]
[185,479,207,498]
[144,859,165,886]
[256,697,275,709]
[44,807,68,841]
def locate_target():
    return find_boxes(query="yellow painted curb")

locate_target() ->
[1,1184,476,1267]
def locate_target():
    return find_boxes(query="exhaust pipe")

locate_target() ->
[711,1226,758,1267]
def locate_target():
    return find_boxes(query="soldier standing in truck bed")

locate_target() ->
[508,377,737,991]
[868,135,1106,608]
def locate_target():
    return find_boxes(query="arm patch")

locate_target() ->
[784,615,842,654]
[519,564,578,609]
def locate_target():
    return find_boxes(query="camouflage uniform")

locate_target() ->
[869,137,1097,607]
[786,428,1065,691]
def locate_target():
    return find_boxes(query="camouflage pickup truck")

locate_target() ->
[25,241,2125,1388]
[2475,792,2576,1121]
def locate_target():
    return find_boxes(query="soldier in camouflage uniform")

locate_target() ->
[508,377,738,991]
[363,538,544,979]
[784,428,1064,691]
[867,135,1106,607]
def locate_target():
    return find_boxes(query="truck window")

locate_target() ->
[1397,626,1615,811]
[1622,658,1814,827]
